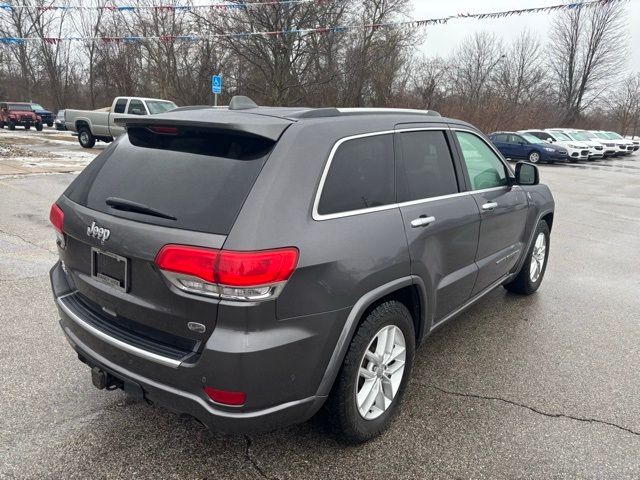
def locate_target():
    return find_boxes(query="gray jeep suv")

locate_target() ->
[50,98,554,442]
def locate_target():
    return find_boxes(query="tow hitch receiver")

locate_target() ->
[91,367,122,391]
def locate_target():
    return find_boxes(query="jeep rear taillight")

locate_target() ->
[155,245,217,283]
[155,245,299,301]
[49,203,65,248]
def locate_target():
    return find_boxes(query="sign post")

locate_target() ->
[212,75,222,106]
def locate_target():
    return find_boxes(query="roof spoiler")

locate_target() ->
[114,110,292,141]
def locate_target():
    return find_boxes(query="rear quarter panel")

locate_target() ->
[223,119,412,320]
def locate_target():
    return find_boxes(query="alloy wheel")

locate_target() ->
[355,325,406,420]
[529,232,546,283]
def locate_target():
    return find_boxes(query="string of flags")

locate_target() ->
[0,0,628,46]
[0,0,317,11]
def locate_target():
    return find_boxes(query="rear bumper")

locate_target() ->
[51,261,344,433]
[61,323,325,433]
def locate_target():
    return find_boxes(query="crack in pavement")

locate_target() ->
[0,227,57,255]
[244,435,280,480]
[422,383,640,437]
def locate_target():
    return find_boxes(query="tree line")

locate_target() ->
[0,0,638,136]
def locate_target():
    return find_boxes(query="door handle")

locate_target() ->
[481,202,498,212]
[410,216,436,228]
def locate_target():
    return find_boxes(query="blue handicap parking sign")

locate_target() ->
[212,75,222,94]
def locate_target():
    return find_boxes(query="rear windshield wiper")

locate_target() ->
[106,197,177,221]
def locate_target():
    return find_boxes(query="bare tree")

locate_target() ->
[549,2,628,125]
[490,30,548,130]
[71,0,109,109]
[448,32,504,127]
[610,73,640,137]
[0,3,42,100]
[410,56,448,111]
[0,0,635,134]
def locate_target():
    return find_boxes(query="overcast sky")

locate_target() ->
[409,0,640,72]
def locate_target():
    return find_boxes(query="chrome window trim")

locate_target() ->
[312,126,514,222]
[312,129,396,221]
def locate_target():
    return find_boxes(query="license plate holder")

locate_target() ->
[91,247,129,292]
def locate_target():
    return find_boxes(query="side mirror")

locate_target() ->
[515,162,539,186]
[546,138,554,143]
[131,108,143,115]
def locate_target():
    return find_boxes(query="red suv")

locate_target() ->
[0,102,43,131]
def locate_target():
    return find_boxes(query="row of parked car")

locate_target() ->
[0,101,67,131]
[489,129,639,164]
[2,98,638,166]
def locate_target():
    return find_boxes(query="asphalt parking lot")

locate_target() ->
[1,135,639,479]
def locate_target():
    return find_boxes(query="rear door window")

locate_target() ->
[396,130,459,202]
[64,128,275,235]
[317,134,395,216]
[113,99,127,114]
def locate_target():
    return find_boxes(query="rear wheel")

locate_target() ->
[78,127,95,148]
[35,123,43,131]
[326,301,415,443]
[7,121,15,130]
[46,122,53,127]
[528,151,541,164]
[504,220,550,295]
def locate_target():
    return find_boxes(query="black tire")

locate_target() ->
[0,121,4,129]
[8,121,15,130]
[78,127,95,148]
[25,125,31,130]
[35,123,43,132]
[46,122,53,127]
[504,220,550,295]
[325,301,415,443]
[528,150,541,164]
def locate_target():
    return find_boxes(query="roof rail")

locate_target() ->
[337,108,441,117]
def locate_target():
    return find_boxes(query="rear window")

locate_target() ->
[318,134,395,216]
[64,127,275,235]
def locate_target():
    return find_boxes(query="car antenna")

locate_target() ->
[228,96,258,111]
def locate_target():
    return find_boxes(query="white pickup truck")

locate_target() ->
[65,96,177,148]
